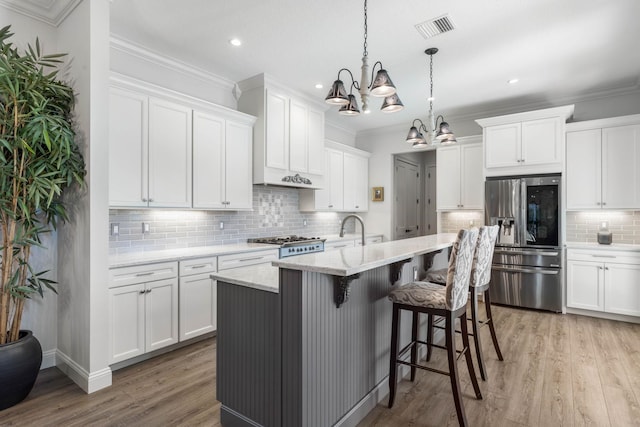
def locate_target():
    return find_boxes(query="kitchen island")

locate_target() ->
[212,234,456,427]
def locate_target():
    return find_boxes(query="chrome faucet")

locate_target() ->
[339,214,365,246]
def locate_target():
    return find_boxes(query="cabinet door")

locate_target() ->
[109,283,145,364]
[343,152,368,211]
[265,89,289,170]
[145,278,179,352]
[521,118,562,166]
[566,260,604,311]
[307,107,325,176]
[289,99,308,173]
[327,149,344,210]
[602,125,640,209]
[460,144,483,209]
[566,129,602,210]
[192,111,225,209]
[148,98,192,208]
[604,263,640,316]
[436,145,461,210]
[179,273,216,341]
[484,123,521,169]
[108,88,148,207]
[225,121,253,209]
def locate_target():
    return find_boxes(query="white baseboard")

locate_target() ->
[55,349,112,394]
[41,349,57,369]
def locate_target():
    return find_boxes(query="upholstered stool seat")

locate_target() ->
[424,267,447,285]
[387,281,447,309]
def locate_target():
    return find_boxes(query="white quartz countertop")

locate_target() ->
[273,233,457,276]
[565,242,640,252]
[210,263,279,293]
[109,243,275,268]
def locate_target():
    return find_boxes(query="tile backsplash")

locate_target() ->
[439,211,485,233]
[565,211,640,244]
[109,186,356,255]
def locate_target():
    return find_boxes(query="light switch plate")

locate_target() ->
[110,223,119,236]
[142,222,150,234]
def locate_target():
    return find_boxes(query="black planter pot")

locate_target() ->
[0,330,42,411]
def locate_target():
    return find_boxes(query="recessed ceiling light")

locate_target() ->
[229,38,242,47]
[508,78,519,84]
[315,83,323,89]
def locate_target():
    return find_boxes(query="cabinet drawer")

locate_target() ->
[179,256,217,276]
[109,261,178,288]
[218,249,279,271]
[567,249,640,264]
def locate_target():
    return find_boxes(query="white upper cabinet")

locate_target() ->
[566,116,640,210]
[476,105,574,177]
[238,74,327,189]
[109,89,192,208]
[148,97,193,208]
[192,112,253,210]
[109,77,255,210]
[299,141,370,212]
[109,87,148,208]
[343,152,369,211]
[437,142,483,210]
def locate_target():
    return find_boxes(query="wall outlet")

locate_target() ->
[142,222,150,234]
[220,221,224,230]
[413,266,418,280]
[469,219,475,226]
[110,223,119,236]
[303,219,307,227]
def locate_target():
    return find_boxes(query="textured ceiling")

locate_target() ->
[109,0,640,133]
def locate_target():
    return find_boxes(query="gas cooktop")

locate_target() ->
[248,235,325,258]
[248,235,324,246]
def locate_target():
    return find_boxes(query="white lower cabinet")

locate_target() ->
[567,249,640,317]
[109,264,179,364]
[179,257,218,341]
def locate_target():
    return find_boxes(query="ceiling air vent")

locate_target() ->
[415,14,455,39]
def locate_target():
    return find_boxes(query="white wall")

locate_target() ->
[110,36,237,109]
[0,7,61,369]
[56,0,112,393]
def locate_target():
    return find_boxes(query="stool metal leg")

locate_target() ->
[484,289,504,361]
[388,304,401,408]
[460,311,483,400]
[411,311,419,381]
[470,288,487,380]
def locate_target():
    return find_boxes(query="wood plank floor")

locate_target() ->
[1,305,639,426]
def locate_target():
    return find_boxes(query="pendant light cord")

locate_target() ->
[429,52,434,113]
[363,0,368,57]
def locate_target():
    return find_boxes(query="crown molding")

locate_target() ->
[0,0,82,27]
[110,34,235,93]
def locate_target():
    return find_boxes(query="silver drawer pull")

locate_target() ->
[135,272,154,277]
[190,265,207,269]
[591,255,616,258]
[239,256,264,262]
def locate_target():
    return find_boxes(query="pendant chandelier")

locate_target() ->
[406,48,456,148]
[325,0,403,116]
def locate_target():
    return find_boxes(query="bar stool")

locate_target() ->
[426,225,503,381]
[387,228,481,427]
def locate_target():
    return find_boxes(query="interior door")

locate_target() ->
[426,164,437,234]
[394,158,420,240]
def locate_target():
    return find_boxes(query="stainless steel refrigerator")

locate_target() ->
[485,175,563,312]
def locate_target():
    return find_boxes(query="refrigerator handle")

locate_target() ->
[518,178,527,246]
